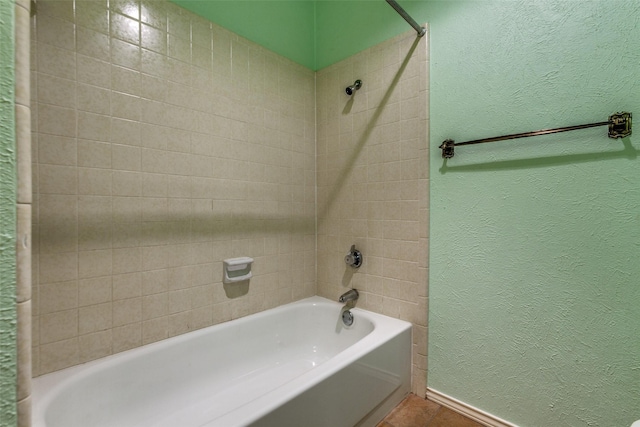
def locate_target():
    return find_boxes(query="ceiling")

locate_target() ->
[171,0,429,70]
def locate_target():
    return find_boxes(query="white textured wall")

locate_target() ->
[0,0,17,424]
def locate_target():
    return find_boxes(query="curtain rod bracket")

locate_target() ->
[386,0,426,37]
[440,112,632,159]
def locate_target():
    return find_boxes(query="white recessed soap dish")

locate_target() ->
[223,257,254,284]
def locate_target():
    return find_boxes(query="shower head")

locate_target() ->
[345,80,362,96]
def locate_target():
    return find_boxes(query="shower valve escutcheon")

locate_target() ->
[345,245,362,268]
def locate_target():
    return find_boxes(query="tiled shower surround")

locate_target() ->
[31,0,316,375]
[316,34,429,394]
[31,0,429,395]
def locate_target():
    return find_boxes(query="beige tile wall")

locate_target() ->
[16,0,33,423]
[31,0,316,376]
[316,30,429,396]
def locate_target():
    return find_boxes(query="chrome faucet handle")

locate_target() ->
[344,245,362,268]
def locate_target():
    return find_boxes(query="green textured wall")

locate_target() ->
[0,0,17,424]
[428,1,640,426]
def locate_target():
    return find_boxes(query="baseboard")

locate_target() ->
[426,388,518,427]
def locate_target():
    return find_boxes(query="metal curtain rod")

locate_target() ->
[439,112,632,158]
[386,0,426,37]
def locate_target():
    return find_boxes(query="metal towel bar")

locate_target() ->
[439,112,632,158]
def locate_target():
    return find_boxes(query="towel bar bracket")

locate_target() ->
[609,112,632,138]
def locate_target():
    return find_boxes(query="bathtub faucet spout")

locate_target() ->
[339,289,359,304]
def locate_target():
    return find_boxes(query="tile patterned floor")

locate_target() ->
[377,394,484,427]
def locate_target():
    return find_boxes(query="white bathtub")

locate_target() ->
[33,296,412,427]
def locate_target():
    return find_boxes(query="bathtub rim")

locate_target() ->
[33,296,412,427]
